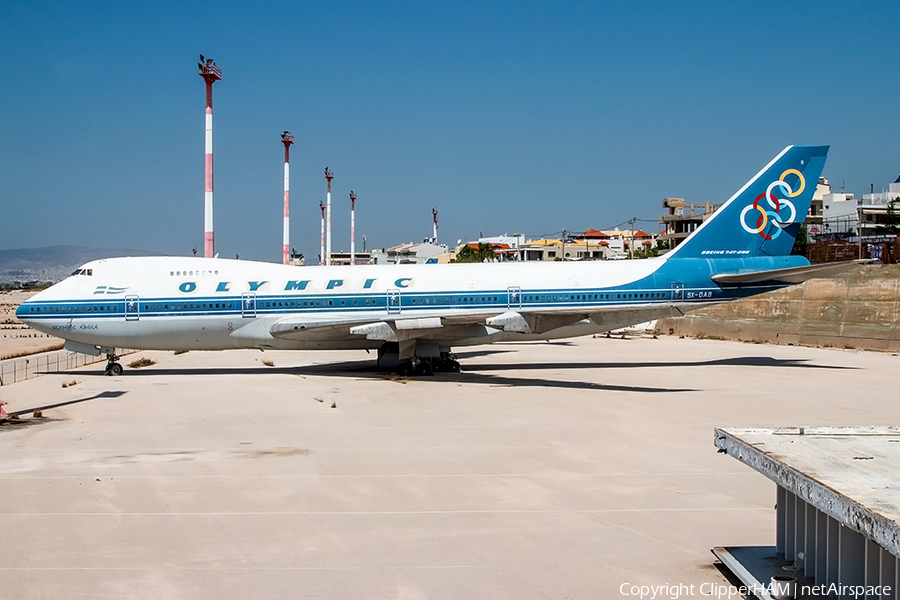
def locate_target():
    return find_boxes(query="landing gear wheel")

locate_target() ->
[414,360,434,377]
[105,362,123,376]
[436,352,461,373]
[396,362,412,377]
[104,351,123,376]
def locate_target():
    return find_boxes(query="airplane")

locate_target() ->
[17,145,845,376]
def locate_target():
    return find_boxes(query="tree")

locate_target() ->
[632,246,660,259]
[885,197,900,234]
[791,226,808,256]
[455,243,496,263]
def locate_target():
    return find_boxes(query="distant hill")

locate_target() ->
[0,246,161,284]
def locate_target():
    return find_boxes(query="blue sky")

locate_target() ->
[2,1,898,261]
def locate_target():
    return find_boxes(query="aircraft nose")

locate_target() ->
[15,299,35,323]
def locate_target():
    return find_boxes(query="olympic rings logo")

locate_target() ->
[739,169,805,240]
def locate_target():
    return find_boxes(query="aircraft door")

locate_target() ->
[241,293,257,318]
[387,289,401,314]
[507,286,522,309]
[125,295,140,321]
[671,283,684,302]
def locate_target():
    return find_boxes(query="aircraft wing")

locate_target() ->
[711,259,868,285]
[480,303,692,334]
[269,302,698,342]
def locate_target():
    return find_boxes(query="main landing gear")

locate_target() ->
[377,343,461,377]
[104,352,123,376]
[395,353,461,377]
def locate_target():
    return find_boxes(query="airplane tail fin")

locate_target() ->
[667,145,829,259]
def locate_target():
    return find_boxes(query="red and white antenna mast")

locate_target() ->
[198,55,222,258]
[349,191,357,266]
[281,131,294,265]
[324,168,334,266]
[432,208,439,244]
[319,201,326,265]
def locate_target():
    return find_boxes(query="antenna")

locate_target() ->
[281,132,294,265]
[432,208,439,244]
[350,191,357,265]
[324,168,334,265]
[319,200,326,265]
[198,56,222,258]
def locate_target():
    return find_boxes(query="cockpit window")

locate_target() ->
[70,268,93,276]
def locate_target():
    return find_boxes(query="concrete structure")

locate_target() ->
[714,427,900,600]
[198,56,222,258]
[657,264,900,352]
[281,132,294,265]
[2,337,899,599]
[658,198,722,250]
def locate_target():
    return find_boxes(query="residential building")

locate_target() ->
[325,251,372,266]
[517,238,610,261]
[805,177,831,240]
[858,176,900,239]
[821,192,858,240]
[371,241,450,265]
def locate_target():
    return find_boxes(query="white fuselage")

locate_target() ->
[19,255,699,353]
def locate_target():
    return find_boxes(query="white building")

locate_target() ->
[371,241,450,265]
[821,192,859,238]
[820,176,900,240]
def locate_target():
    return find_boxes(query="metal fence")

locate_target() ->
[0,349,135,386]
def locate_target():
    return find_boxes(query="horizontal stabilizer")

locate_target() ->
[711,260,868,285]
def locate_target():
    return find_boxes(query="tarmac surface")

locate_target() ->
[1,336,898,599]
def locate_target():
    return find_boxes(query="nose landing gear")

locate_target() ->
[104,352,123,376]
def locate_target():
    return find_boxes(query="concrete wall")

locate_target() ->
[657,265,900,351]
